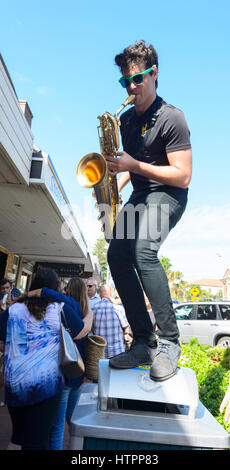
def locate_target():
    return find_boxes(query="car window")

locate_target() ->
[219,304,230,320]
[174,305,193,320]
[196,304,216,320]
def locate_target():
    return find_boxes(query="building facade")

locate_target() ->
[0,54,100,290]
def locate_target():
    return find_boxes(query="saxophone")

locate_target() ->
[76,95,135,242]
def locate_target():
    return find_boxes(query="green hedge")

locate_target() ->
[179,339,230,433]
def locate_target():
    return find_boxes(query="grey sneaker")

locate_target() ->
[109,340,157,369]
[150,339,181,381]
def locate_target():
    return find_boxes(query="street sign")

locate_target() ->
[190,286,200,301]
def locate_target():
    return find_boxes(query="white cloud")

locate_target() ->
[54,115,64,125]
[72,200,230,282]
[13,73,51,98]
[71,196,104,252]
[160,204,230,281]
[80,215,102,251]
[13,72,33,84]
[36,85,50,96]
[168,204,230,244]
[15,19,22,27]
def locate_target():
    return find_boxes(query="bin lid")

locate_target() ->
[70,382,230,449]
[98,360,199,419]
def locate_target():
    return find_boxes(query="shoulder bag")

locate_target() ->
[59,307,85,379]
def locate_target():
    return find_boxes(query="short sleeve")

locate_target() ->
[115,305,129,328]
[161,107,191,153]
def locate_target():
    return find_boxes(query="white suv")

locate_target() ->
[173,301,230,347]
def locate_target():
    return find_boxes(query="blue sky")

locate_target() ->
[1,0,230,282]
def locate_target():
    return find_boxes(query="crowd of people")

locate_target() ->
[0,278,21,312]
[0,271,132,450]
[0,271,230,450]
[0,270,93,450]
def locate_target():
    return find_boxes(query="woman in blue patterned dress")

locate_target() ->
[0,269,85,450]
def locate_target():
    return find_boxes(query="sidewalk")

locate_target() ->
[0,388,69,450]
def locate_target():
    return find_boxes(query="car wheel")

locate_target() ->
[217,336,230,348]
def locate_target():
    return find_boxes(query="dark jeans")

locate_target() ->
[8,393,62,450]
[107,190,187,346]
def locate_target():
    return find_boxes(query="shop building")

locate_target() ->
[0,53,100,290]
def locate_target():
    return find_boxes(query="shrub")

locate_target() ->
[179,339,230,433]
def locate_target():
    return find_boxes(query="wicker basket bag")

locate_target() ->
[83,335,107,382]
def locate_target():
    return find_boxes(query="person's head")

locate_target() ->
[98,284,112,299]
[86,278,97,299]
[30,268,60,291]
[0,279,11,296]
[15,268,60,320]
[66,277,89,317]
[115,40,158,114]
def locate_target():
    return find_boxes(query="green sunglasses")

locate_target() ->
[119,66,155,88]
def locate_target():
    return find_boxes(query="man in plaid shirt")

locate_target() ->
[92,285,131,359]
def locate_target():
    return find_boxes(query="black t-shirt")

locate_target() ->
[120,95,191,202]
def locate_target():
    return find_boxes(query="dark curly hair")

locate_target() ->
[15,268,60,321]
[115,40,159,88]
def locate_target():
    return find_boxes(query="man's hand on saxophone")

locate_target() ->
[105,151,136,176]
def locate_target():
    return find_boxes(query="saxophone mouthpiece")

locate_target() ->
[123,94,135,106]
[115,95,135,123]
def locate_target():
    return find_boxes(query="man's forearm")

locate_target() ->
[132,160,190,189]
[117,171,130,192]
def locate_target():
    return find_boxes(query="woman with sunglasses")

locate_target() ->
[106,40,192,382]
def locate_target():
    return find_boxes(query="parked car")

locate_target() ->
[173,300,230,347]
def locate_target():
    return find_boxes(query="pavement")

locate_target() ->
[0,387,69,450]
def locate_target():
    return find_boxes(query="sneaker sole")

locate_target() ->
[150,368,178,382]
[109,361,153,369]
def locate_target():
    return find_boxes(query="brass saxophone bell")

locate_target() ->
[76,95,135,241]
[76,153,106,188]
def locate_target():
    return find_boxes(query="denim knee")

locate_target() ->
[135,240,159,270]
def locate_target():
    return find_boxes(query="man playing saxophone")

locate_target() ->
[105,40,192,381]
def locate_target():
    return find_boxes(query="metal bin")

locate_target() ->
[69,360,230,450]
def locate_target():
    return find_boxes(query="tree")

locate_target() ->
[171,280,190,301]
[160,256,221,302]
[160,256,188,301]
[215,289,224,300]
[93,237,108,283]
[160,257,172,275]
